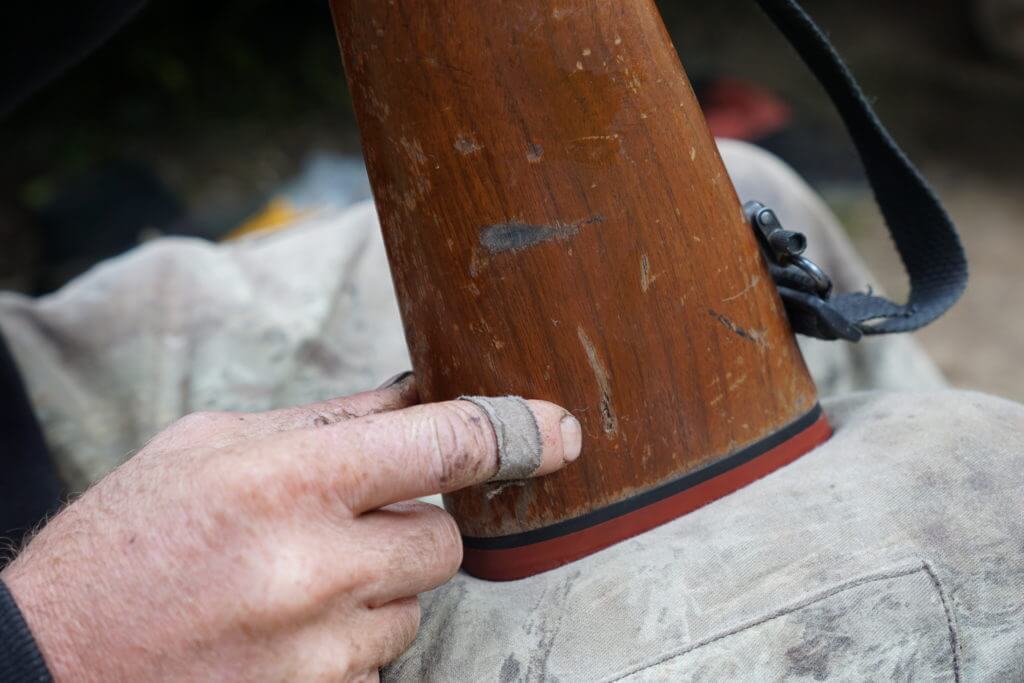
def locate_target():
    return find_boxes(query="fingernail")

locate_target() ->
[559,413,582,462]
[377,370,414,390]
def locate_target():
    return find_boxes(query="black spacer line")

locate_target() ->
[462,403,824,550]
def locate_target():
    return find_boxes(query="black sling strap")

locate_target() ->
[747,0,968,340]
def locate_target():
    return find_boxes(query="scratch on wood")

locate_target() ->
[722,275,761,302]
[480,216,605,254]
[640,254,664,293]
[454,134,482,155]
[468,250,486,277]
[577,326,618,434]
[484,480,525,500]
[708,309,766,347]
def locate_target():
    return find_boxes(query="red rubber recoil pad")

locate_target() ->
[460,405,831,581]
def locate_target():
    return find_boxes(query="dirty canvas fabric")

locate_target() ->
[0,139,1015,678]
[387,389,1024,681]
[0,140,944,490]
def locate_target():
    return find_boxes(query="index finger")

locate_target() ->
[324,397,583,515]
[253,372,418,434]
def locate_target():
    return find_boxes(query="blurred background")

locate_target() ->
[1,0,1022,398]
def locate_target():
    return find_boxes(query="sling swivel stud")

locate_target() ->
[744,200,833,299]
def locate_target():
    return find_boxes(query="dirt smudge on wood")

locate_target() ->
[479,215,605,254]
[708,308,767,347]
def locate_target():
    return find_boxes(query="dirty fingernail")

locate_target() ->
[377,370,414,390]
[560,414,582,462]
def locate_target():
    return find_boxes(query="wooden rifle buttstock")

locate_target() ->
[331,0,830,580]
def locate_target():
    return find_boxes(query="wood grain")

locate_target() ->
[331,0,818,538]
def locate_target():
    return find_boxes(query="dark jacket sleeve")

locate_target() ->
[0,580,52,683]
[0,332,63,558]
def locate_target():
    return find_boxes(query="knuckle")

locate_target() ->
[203,434,353,521]
[148,410,239,450]
[422,403,495,489]
[174,410,237,433]
[390,598,422,651]
[423,507,464,574]
[252,539,335,619]
[357,599,421,672]
[384,505,462,582]
[298,405,349,429]
[207,451,288,513]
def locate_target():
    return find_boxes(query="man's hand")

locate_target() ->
[1,375,582,681]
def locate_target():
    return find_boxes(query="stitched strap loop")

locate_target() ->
[751,0,968,339]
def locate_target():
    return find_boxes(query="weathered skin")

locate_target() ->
[2,376,581,682]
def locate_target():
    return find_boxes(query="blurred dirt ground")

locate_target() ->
[1,0,1022,400]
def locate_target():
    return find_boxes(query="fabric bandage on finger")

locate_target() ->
[459,396,543,481]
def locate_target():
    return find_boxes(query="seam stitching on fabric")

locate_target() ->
[920,559,962,682]
[601,560,955,682]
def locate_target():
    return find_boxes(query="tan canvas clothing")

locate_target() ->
[388,389,1024,681]
[2,140,1016,678]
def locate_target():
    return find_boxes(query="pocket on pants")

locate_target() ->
[608,562,959,682]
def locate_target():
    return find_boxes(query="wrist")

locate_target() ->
[2,560,84,683]
[0,572,54,682]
